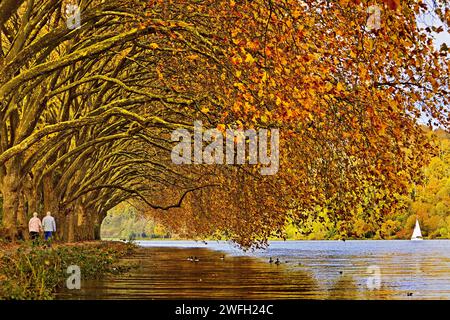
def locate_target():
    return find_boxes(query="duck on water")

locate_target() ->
[187,256,200,262]
[269,257,281,265]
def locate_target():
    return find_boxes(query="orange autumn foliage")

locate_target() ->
[137,0,449,248]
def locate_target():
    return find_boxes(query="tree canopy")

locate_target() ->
[0,0,448,248]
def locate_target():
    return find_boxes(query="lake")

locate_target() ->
[56,240,450,300]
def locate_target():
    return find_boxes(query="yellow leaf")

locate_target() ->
[217,124,226,132]
[187,54,199,60]
[245,53,255,64]
[276,96,282,106]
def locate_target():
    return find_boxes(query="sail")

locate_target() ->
[411,219,423,240]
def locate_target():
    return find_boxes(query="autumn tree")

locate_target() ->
[0,0,448,247]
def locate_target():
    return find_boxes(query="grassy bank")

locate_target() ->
[0,241,135,300]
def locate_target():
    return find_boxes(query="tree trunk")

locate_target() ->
[65,207,75,242]
[66,210,75,242]
[85,208,96,240]
[93,211,106,240]
[74,203,94,241]
[0,158,21,241]
[25,180,38,214]
[16,190,29,240]
[43,174,63,240]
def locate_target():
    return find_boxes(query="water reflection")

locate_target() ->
[57,247,320,299]
[56,240,450,300]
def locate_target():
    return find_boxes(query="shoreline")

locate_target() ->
[103,237,450,243]
[54,241,450,300]
[3,239,450,300]
[0,241,136,300]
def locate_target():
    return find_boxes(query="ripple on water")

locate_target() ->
[56,240,450,300]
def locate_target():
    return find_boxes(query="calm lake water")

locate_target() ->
[57,240,450,300]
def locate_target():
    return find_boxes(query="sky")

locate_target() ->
[415,5,449,127]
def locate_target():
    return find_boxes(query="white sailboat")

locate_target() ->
[411,219,423,241]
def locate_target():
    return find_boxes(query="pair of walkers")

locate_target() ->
[28,211,56,242]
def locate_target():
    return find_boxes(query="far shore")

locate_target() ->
[102,238,449,243]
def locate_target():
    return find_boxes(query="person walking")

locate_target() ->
[28,212,42,243]
[42,211,56,243]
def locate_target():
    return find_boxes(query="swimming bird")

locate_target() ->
[407,292,413,297]
[187,256,193,262]
[194,257,200,262]
[339,271,343,275]
[269,257,273,263]
[220,255,225,260]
